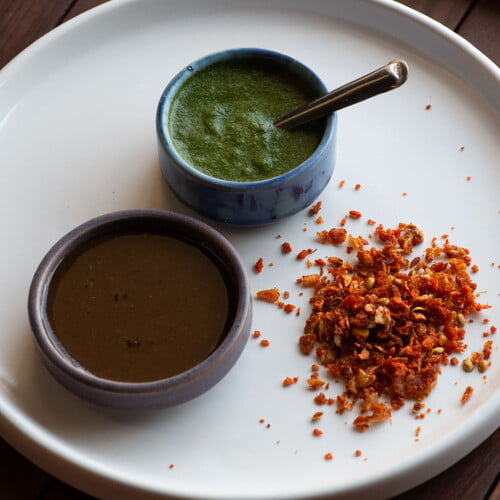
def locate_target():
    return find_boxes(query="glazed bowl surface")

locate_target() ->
[28,209,252,409]
[156,47,337,225]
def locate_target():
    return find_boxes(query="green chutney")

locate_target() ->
[168,60,325,182]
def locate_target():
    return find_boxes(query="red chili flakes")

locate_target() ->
[450,357,459,366]
[283,376,299,386]
[307,377,326,390]
[490,326,497,334]
[349,210,362,219]
[298,222,490,431]
[259,418,265,423]
[402,192,408,197]
[309,200,323,215]
[316,216,324,224]
[471,264,479,273]
[312,429,323,437]
[299,333,316,354]
[283,291,290,300]
[297,248,314,260]
[324,453,334,460]
[311,364,320,371]
[483,340,493,359]
[355,184,361,190]
[281,242,293,254]
[461,386,474,404]
[283,303,296,314]
[339,180,346,188]
[254,257,264,273]
[252,330,261,339]
[355,450,362,457]
[415,426,421,437]
[314,392,335,406]
[312,411,323,421]
[256,288,280,303]
[336,395,354,414]
[340,216,347,227]
[466,176,471,181]
[317,227,348,245]
[425,104,432,110]
[260,339,270,347]
[367,219,376,226]
[168,464,175,469]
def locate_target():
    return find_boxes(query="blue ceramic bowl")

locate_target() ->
[28,210,252,409]
[156,48,337,226]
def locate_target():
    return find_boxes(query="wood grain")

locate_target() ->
[391,428,500,499]
[0,0,73,69]
[458,0,500,64]
[396,0,474,29]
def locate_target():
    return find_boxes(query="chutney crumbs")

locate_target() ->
[296,222,491,431]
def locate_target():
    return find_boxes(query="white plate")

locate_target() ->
[0,1,499,498]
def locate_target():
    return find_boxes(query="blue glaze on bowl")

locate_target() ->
[28,210,252,409]
[156,48,337,226]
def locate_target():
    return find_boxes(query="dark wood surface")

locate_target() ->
[0,0,499,498]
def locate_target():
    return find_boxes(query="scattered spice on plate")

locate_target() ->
[348,210,362,219]
[425,104,432,110]
[355,184,361,190]
[355,450,362,457]
[324,452,334,460]
[461,385,474,404]
[309,200,323,215]
[254,257,264,273]
[282,242,293,254]
[252,330,261,339]
[297,222,490,431]
[312,429,323,436]
[283,376,299,386]
[260,339,270,347]
[256,288,280,303]
[317,227,347,245]
[297,248,315,260]
[312,411,323,421]
[339,180,346,188]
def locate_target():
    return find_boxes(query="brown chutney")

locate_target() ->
[46,231,232,383]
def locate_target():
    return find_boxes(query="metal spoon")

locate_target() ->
[274,59,409,130]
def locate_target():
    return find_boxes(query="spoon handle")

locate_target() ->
[274,59,409,130]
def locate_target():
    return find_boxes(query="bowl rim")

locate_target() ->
[156,47,336,190]
[27,209,252,395]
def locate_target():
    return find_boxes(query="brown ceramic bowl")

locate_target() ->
[28,209,252,409]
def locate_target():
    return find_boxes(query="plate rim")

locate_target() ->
[0,0,498,498]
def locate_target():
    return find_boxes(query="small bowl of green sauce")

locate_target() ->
[156,48,337,225]
[28,210,252,409]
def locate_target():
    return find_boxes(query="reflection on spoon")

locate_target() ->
[274,59,409,130]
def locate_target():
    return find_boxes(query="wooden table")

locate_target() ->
[0,1,498,498]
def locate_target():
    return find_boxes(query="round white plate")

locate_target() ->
[0,1,499,498]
